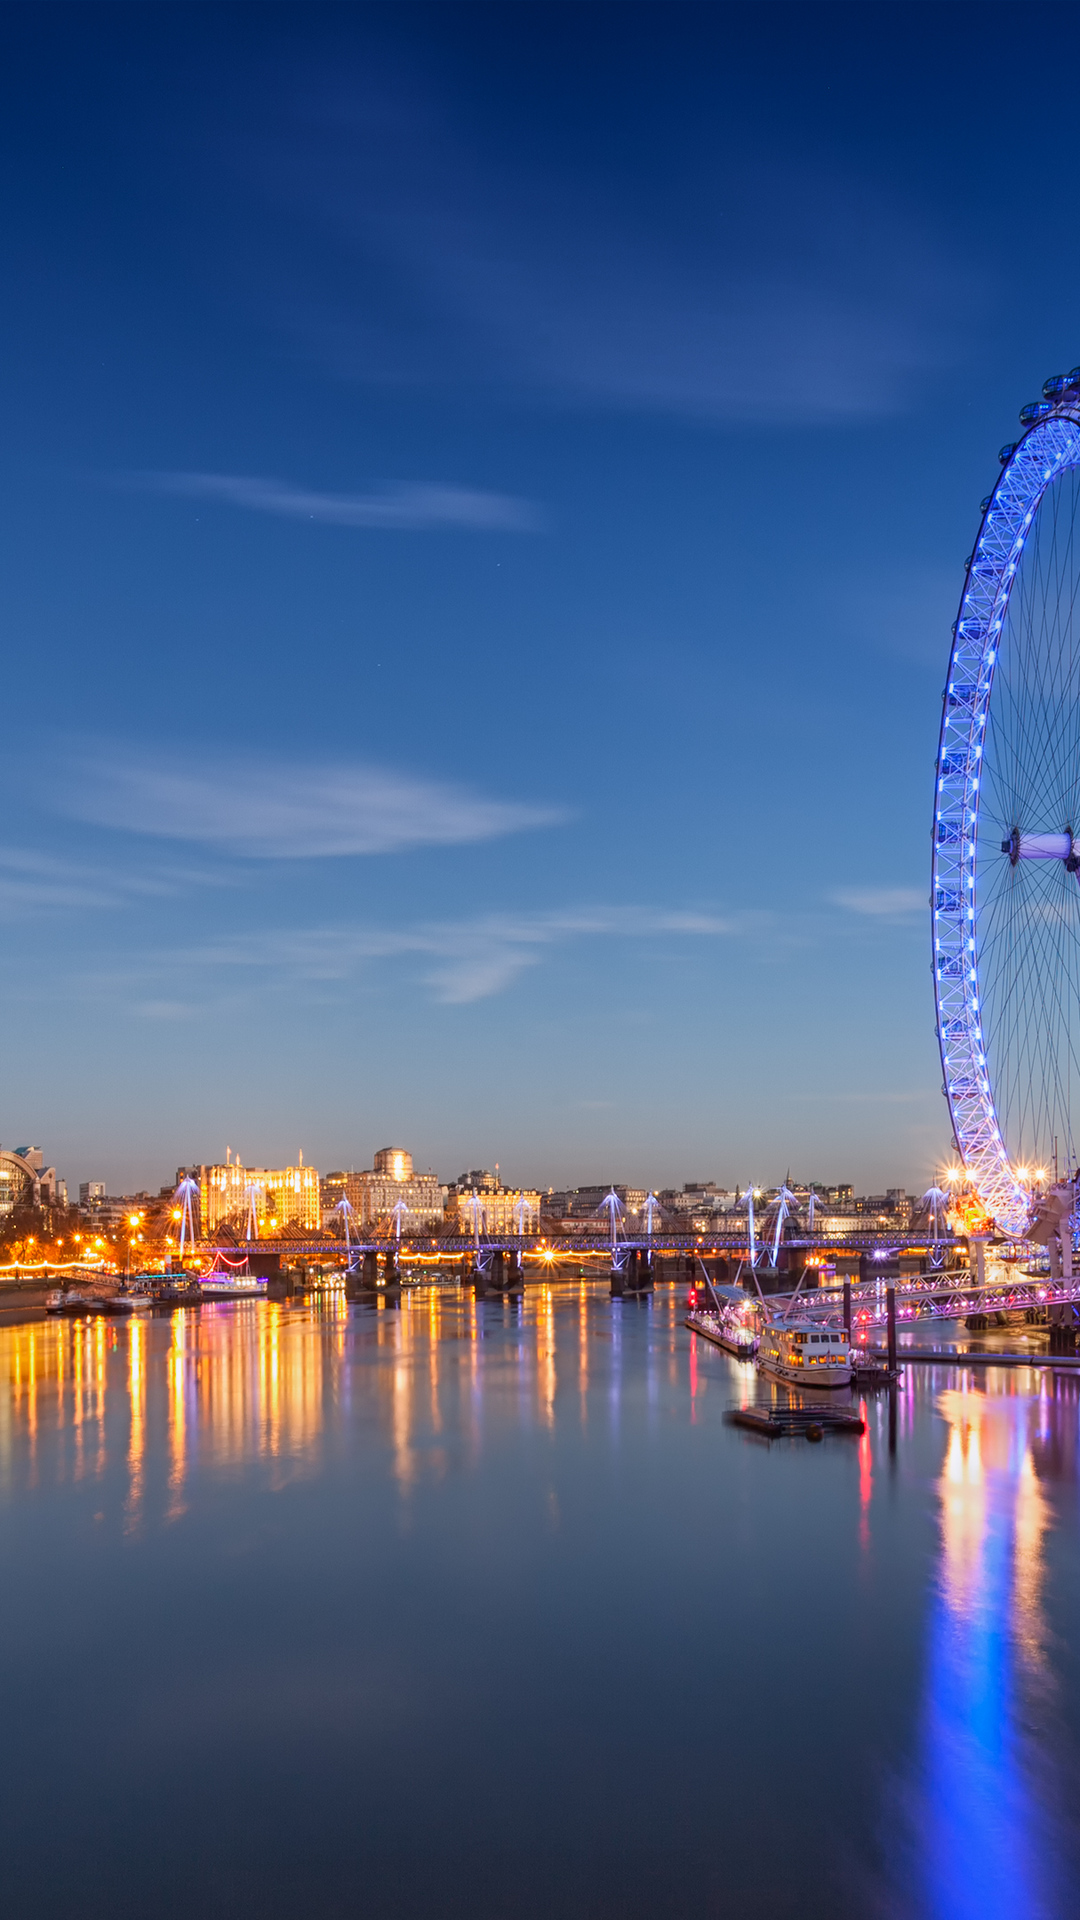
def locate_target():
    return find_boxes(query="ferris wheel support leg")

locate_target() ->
[1049,1234,1062,1281]
[1062,1229,1073,1281]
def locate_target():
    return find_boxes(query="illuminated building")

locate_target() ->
[321,1148,446,1232]
[200,1156,321,1236]
[445,1174,541,1236]
[0,1146,63,1214]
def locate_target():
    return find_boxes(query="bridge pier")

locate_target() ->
[345,1250,379,1298]
[1049,1311,1078,1354]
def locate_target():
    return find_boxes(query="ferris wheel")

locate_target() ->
[934,366,1080,1234]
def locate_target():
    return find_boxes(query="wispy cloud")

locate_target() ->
[60,750,566,859]
[0,847,185,918]
[831,887,925,918]
[136,472,541,532]
[173,905,745,1003]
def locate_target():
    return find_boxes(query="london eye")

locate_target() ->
[934,368,1080,1233]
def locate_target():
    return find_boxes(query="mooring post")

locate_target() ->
[843,1279,852,1341]
[886,1285,897,1374]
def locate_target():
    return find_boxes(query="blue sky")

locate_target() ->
[2,0,1078,1195]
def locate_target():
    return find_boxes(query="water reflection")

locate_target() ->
[6,1290,1080,1918]
[0,1286,689,1526]
[0,1300,353,1518]
[911,1375,1076,1920]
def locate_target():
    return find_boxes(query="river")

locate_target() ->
[0,1282,1077,1918]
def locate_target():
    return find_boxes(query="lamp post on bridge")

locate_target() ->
[599,1189,626,1296]
[332,1194,356,1269]
[173,1175,199,1264]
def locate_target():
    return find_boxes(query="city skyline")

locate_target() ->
[6,5,1080,1189]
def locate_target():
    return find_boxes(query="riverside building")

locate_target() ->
[540,1185,647,1232]
[0,1146,63,1215]
[200,1156,321,1236]
[445,1170,541,1236]
[321,1149,446,1232]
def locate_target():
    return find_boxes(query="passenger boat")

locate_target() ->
[199,1270,267,1299]
[756,1318,853,1389]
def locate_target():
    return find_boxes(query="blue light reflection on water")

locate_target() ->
[0,1291,1079,1918]
[910,1381,1075,1920]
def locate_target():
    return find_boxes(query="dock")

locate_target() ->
[724,1405,866,1438]
[683,1313,754,1358]
[862,1346,1080,1369]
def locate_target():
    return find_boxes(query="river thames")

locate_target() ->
[0,1283,1078,1919]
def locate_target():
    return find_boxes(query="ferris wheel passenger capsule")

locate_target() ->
[1019,401,1054,426]
[999,443,1017,463]
[1043,374,1068,400]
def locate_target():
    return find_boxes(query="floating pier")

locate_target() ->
[862,1345,1080,1369]
[724,1404,866,1438]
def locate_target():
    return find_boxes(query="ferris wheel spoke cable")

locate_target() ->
[987,861,1080,1160]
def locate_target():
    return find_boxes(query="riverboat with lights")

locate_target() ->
[756,1317,853,1389]
[199,1269,268,1299]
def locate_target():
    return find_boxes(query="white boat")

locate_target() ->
[199,1270,267,1298]
[756,1317,853,1389]
[45,1287,94,1315]
[109,1281,154,1311]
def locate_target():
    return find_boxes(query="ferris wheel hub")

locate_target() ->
[1001,829,1074,864]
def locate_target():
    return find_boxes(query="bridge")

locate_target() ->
[189,1225,960,1304]
[193,1227,952,1264]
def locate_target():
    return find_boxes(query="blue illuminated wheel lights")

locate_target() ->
[934,383,1080,1233]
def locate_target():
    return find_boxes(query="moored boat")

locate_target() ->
[45,1287,95,1316]
[199,1270,268,1300]
[108,1280,154,1312]
[150,1277,202,1308]
[756,1317,853,1389]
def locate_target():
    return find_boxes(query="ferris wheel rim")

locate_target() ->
[933,401,1080,1236]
